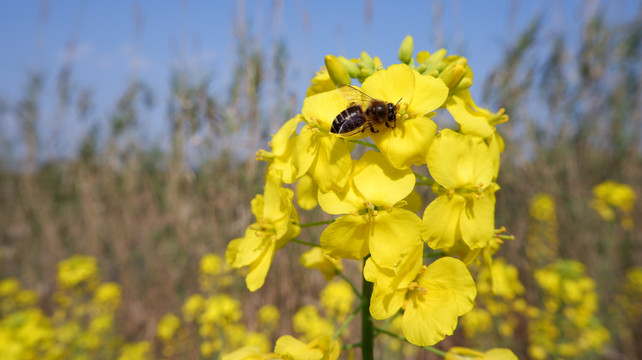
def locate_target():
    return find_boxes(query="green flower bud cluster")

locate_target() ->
[325,36,474,94]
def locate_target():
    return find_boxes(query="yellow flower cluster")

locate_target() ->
[225,35,516,357]
[462,258,535,343]
[526,193,559,269]
[590,180,637,230]
[157,253,278,359]
[0,255,149,360]
[528,260,610,359]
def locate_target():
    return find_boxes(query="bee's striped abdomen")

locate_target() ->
[331,105,366,134]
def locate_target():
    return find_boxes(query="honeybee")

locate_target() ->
[330,85,400,136]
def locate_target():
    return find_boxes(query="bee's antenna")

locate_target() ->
[395,98,403,106]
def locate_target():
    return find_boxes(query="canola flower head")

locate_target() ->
[223,35,513,356]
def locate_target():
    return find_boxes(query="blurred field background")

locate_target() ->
[1,1,641,359]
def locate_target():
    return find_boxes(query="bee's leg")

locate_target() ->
[369,123,378,133]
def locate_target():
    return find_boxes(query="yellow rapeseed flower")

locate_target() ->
[319,151,421,269]
[226,170,300,291]
[402,257,476,346]
[422,130,498,250]
[338,64,449,169]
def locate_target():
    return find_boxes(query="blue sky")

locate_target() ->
[0,0,638,158]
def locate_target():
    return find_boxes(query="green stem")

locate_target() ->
[349,139,379,149]
[299,219,335,228]
[413,172,434,185]
[290,238,320,247]
[361,260,374,360]
[342,342,362,350]
[333,302,362,340]
[374,327,447,357]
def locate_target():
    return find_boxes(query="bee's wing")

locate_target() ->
[337,84,375,108]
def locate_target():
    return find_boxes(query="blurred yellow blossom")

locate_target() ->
[320,280,355,322]
[92,282,122,312]
[292,306,334,341]
[57,255,100,290]
[117,341,152,360]
[258,305,280,330]
[591,181,636,229]
[182,294,205,322]
[157,313,181,341]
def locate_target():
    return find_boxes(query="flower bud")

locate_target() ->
[398,35,414,64]
[439,58,471,91]
[360,51,374,70]
[337,56,360,78]
[324,54,351,86]
[421,48,447,74]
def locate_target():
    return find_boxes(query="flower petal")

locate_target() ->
[459,188,497,249]
[302,89,349,132]
[320,215,370,260]
[246,238,276,292]
[296,174,319,210]
[369,208,422,269]
[361,64,415,106]
[421,257,476,316]
[427,129,494,189]
[446,89,495,139]
[371,115,437,169]
[409,71,448,115]
[353,151,415,206]
[225,228,264,268]
[421,194,465,250]
[308,135,352,192]
[403,287,458,346]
